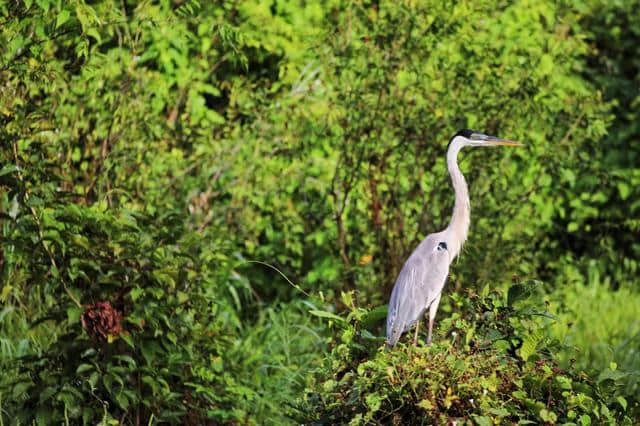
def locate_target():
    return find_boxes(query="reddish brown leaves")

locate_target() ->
[81,301,123,342]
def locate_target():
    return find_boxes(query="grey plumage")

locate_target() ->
[385,130,522,347]
[386,234,450,346]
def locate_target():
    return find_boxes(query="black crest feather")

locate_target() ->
[447,129,479,150]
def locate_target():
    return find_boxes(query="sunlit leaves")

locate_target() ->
[296,284,633,424]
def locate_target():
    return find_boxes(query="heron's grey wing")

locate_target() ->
[386,247,450,346]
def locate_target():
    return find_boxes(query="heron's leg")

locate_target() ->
[413,320,420,346]
[427,293,442,345]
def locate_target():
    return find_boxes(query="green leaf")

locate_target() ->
[35,0,50,13]
[87,28,102,44]
[75,5,89,31]
[309,310,345,322]
[507,283,528,306]
[519,330,543,362]
[120,332,134,348]
[130,287,144,301]
[473,416,492,426]
[36,408,53,425]
[488,408,509,417]
[81,348,97,358]
[616,396,627,411]
[13,381,31,399]
[0,164,19,176]
[56,9,71,29]
[76,363,94,374]
[417,399,433,411]
[580,414,591,426]
[177,291,189,304]
[89,371,99,388]
[114,355,137,368]
[539,409,557,423]
[617,182,630,200]
[361,305,387,328]
[537,54,553,76]
[39,387,57,403]
[365,392,382,413]
[597,367,628,384]
[67,306,82,324]
[115,392,129,410]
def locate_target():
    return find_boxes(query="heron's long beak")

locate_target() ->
[484,137,523,147]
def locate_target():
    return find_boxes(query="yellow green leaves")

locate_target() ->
[55,9,70,29]
[518,329,544,362]
[417,398,434,411]
[298,282,625,424]
[537,54,554,77]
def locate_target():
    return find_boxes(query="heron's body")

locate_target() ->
[386,130,521,347]
[386,233,450,345]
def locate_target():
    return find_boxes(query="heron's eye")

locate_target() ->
[437,242,447,251]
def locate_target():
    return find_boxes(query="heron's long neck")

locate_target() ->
[445,146,470,259]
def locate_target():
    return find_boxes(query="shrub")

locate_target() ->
[0,188,240,422]
[559,0,640,283]
[226,0,611,304]
[295,284,634,424]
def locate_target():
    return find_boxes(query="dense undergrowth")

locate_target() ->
[296,285,635,424]
[1,0,639,423]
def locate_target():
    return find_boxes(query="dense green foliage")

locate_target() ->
[1,0,638,423]
[296,284,633,424]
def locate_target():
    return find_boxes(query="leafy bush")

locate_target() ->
[0,0,328,422]
[295,284,634,424]
[226,0,611,304]
[0,167,324,423]
[561,0,640,283]
[0,187,235,422]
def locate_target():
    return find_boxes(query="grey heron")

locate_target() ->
[386,129,522,347]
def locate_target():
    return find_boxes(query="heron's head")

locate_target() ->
[448,129,523,151]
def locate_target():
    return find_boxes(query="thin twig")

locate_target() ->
[243,260,310,297]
